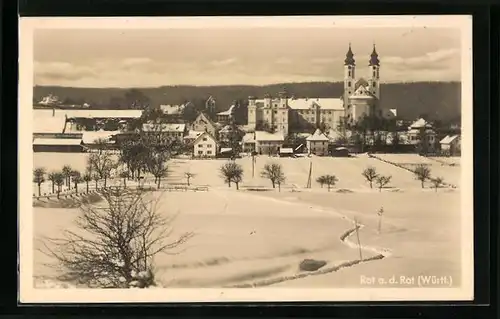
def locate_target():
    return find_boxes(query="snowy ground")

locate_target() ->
[32,153,463,288]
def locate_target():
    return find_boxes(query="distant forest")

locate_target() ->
[33,81,461,124]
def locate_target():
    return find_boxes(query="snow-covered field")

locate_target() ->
[32,152,463,289]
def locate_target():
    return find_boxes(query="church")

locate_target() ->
[247,44,382,136]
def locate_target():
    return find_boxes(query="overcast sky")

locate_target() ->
[33,27,462,88]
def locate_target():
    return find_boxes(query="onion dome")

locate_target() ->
[344,43,355,66]
[369,44,380,66]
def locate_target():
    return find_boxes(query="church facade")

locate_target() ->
[247,44,382,136]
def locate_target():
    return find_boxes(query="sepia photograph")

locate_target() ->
[19,15,473,303]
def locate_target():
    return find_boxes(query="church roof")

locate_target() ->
[344,44,355,66]
[369,44,380,66]
[354,78,369,89]
[349,84,376,100]
[306,129,330,142]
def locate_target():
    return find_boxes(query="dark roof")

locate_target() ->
[355,78,369,89]
[369,44,380,66]
[344,44,355,66]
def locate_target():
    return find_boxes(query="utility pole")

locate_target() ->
[252,153,256,178]
[306,161,312,188]
[377,206,384,234]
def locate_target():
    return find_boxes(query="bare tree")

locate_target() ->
[48,172,57,193]
[432,177,444,192]
[41,187,193,288]
[71,171,83,194]
[318,174,339,192]
[88,152,116,189]
[261,163,286,191]
[375,175,392,192]
[92,173,100,190]
[119,171,130,188]
[62,165,73,188]
[54,173,65,199]
[82,172,92,194]
[316,176,326,188]
[38,188,194,288]
[414,164,431,188]
[219,161,243,188]
[33,167,46,197]
[362,166,378,189]
[184,172,196,186]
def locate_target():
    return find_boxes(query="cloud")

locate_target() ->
[383,48,459,71]
[34,61,98,81]
[209,58,238,67]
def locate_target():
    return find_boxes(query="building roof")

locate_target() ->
[255,131,284,142]
[33,114,67,134]
[369,44,380,66]
[287,98,344,110]
[349,84,375,100]
[184,130,205,140]
[142,123,186,133]
[306,128,330,142]
[409,118,433,130]
[82,130,120,144]
[193,112,217,128]
[33,138,82,146]
[344,44,355,65]
[160,104,185,115]
[217,105,235,116]
[280,148,294,154]
[63,109,143,119]
[193,131,218,145]
[440,134,460,144]
[220,148,233,153]
[242,132,256,143]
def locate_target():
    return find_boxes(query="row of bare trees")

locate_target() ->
[219,161,287,191]
[362,164,445,191]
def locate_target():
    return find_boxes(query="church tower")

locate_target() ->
[343,43,356,103]
[368,44,380,100]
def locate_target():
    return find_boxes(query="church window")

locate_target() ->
[348,66,352,70]
[373,71,376,77]
[348,71,351,77]
[373,81,377,86]
[274,110,278,114]
[348,81,351,87]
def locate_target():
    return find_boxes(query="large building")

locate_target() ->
[247,44,383,136]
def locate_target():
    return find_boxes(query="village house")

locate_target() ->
[407,118,437,149]
[440,134,461,156]
[63,109,143,131]
[142,123,187,140]
[189,112,218,137]
[241,132,257,153]
[216,104,236,124]
[254,131,285,155]
[33,137,83,153]
[183,130,205,145]
[81,130,121,152]
[306,129,330,156]
[193,131,218,158]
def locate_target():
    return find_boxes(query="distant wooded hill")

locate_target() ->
[33,81,461,123]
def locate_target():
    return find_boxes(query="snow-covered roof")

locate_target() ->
[220,148,233,153]
[287,98,344,110]
[82,130,120,144]
[193,131,218,145]
[184,130,204,139]
[255,131,284,142]
[280,148,294,153]
[33,114,66,134]
[242,132,256,143]
[349,85,376,100]
[440,134,460,144]
[160,104,185,115]
[409,118,432,129]
[33,138,82,146]
[306,129,330,142]
[217,105,235,116]
[63,109,143,119]
[142,123,186,133]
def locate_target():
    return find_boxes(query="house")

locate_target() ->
[218,124,244,143]
[440,134,461,156]
[242,132,257,153]
[193,131,218,158]
[159,104,185,116]
[306,129,330,156]
[183,130,205,144]
[33,137,83,153]
[81,130,120,151]
[279,148,294,157]
[407,118,437,149]
[216,104,236,124]
[254,131,285,155]
[142,123,187,140]
[189,112,218,137]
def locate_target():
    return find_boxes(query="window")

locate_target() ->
[207,144,212,148]
[274,104,278,108]
[348,81,351,87]
[198,144,204,147]
[203,137,207,141]
[373,71,376,77]
[198,150,203,155]
[348,71,351,77]
[207,151,212,155]
[373,81,377,86]
[274,110,278,114]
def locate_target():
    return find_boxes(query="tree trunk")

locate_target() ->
[236,182,239,190]
[328,184,331,192]
[435,186,438,192]
[104,177,107,188]
[228,180,231,187]
[95,180,98,190]
[272,181,275,189]
[51,182,55,193]
[369,181,373,188]
[75,183,78,194]
[379,187,382,193]
[123,178,127,188]
[421,180,425,188]
[57,191,60,199]
[157,177,161,189]
[38,184,41,197]
[187,178,190,186]
[278,183,281,192]
[86,182,89,193]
